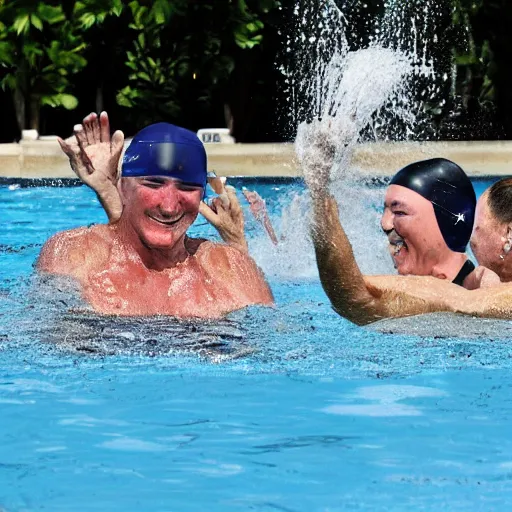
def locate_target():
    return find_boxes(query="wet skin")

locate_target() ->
[37,177,273,318]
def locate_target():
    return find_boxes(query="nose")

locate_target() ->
[157,183,182,216]
[381,208,394,233]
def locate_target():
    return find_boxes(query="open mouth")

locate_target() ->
[148,214,185,226]
[387,231,407,258]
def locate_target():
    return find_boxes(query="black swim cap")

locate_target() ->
[390,158,476,253]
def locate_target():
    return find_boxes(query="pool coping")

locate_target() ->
[1,140,512,179]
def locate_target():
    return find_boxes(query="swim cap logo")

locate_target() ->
[124,154,140,163]
[454,213,465,225]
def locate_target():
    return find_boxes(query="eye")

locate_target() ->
[176,182,201,192]
[141,178,165,188]
[392,210,407,216]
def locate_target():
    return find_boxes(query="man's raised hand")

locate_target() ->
[58,112,125,222]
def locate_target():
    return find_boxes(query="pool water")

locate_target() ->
[2,178,512,511]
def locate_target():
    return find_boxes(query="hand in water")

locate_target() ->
[242,188,279,245]
[297,116,358,196]
[296,119,337,196]
[58,112,125,222]
[199,174,248,253]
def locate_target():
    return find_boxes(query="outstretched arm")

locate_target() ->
[309,193,478,324]
[311,192,385,323]
[58,112,124,223]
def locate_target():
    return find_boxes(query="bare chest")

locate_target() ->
[83,261,238,318]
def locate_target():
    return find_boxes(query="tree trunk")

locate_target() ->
[13,87,26,132]
[29,95,40,131]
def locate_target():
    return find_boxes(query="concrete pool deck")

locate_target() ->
[1,140,512,179]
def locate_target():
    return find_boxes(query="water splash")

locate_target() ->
[251,0,445,279]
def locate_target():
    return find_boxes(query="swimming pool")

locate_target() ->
[2,178,512,511]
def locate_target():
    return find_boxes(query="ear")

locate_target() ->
[503,224,512,254]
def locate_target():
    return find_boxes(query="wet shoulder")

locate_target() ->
[193,240,253,270]
[37,224,113,275]
[192,240,273,304]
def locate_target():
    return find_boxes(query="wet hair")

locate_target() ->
[390,158,476,252]
[487,177,512,224]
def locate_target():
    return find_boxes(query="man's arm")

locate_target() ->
[310,193,512,324]
[311,192,386,324]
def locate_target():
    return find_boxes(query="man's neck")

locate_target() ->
[115,219,189,271]
[431,251,469,282]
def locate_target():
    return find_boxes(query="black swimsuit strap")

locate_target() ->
[452,259,476,287]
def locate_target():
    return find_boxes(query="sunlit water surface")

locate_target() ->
[2,179,512,511]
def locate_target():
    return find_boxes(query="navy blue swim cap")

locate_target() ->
[390,158,476,253]
[122,123,207,188]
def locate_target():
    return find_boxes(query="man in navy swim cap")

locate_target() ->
[38,112,273,318]
[300,120,502,325]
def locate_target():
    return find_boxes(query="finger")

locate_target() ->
[57,136,74,158]
[99,111,111,143]
[111,130,125,181]
[225,185,242,216]
[74,124,88,149]
[210,196,225,214]
[81,114,92,144]
[199,201,220,226]
[75,134,95,174]
[111,130,125,154]
[207,174,226,195]
[219,194,230,209]
[83,112,97,144]
[63,134,78,149]
[91,112,101,143]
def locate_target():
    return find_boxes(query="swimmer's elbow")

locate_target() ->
[329,287,385,326]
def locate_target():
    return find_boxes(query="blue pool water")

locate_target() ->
[2,178,512,511]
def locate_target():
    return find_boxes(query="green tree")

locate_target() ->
[116,0,280,129]
[0,2,86,131]
[0,0,123,133]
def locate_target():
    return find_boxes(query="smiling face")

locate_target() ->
[381,185,449,275]
[470,191,505,273]
[119,176,203,250]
